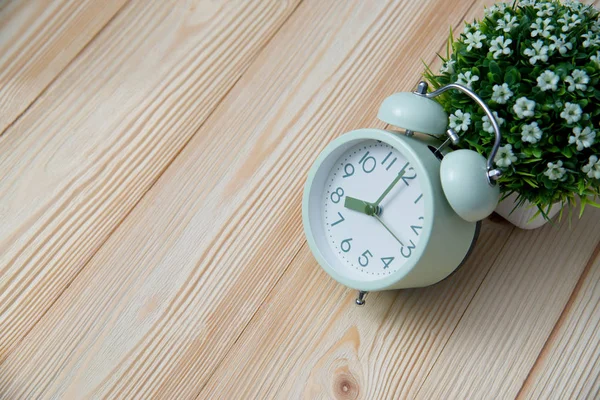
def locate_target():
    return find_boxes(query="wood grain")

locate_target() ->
[198,220,514,399]
[517,245,600,400]
[3,0,600,397]
[0,0,300,361]
[0,0,494,397]
[0,0,128,135]
[415,208,600,400]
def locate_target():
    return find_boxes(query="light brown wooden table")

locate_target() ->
[1,0,599,398]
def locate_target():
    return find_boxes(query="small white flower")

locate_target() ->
[492,83,513,104]
[463,22,481,35]
[457,71,480,89]
[582,155,600,179]
[544,160,566,181]
[519,0,537,7]
[582,31,600,48]
[535,2,554,17]
[440,58,456,74]
[548,34,573,55]
[495,144,517,168]
[564,0,584,13]
[489,36,513,59]
[464,31,487,51]
[523,40,549,64]
[449,110,471,132]
[485,3,508,17]
[531,18,554,38]
[565,69,590,92]
[496,14,519,33]
[558,13,581,32]
[482,111,505,134]
[591,51,600,67]
[536,70,559,91]
[569,126,596,151]
[560,102,583,124]
[513,97,536,119]
[521,121,543,143]
[530,19,543,37]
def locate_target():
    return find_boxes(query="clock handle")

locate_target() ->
[415,81,503,185]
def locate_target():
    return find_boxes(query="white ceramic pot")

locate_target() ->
[494,192,562,229]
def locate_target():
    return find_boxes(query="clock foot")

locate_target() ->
[355,291,368,306]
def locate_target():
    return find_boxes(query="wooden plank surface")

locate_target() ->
[198,219,514,399]
[2,0,600,398]
[0,0,300,361]
[0,0,491,397]
[415,208,600,400]
[518,247,600,400]
[0,0,128,135]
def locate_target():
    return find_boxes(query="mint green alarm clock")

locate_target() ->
[302,81,503,305]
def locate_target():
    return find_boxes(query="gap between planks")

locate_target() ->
[0,0,131,354]
[0,0,304,365]
[2,0,305,359]
[194,241,309,398]
[194,0,487,396]
[2,0,488,396]
[0,0,129,137]
[413,223,516,398]
[197,0,599,396]
[516,241,600,398]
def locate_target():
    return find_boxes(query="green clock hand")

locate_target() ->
[373,164,409,207]
[373,214,404,246]
[344,196,376,215]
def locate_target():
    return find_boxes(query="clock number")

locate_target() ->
[340,238,353,252]
[381,151,397,171]
[330,212,345,226]
[400,240,416,258]
[358,151,376,173]
[411,217,424,236]
[358,250,373,267]
[381,256,394,269]
[398,162,416,185]
[342,163,355,178]
[402,169,417,185]
[414,193,423,204]
[330,187,344,203]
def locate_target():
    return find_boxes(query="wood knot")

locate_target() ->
[333,372,359,399]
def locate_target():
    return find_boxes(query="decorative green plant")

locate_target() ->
[425,0,600,220]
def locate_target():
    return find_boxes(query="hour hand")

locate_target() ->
[344,196,374,215]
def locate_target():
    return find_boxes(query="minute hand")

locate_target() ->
[374,164,409,207]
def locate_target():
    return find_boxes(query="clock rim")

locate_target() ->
[302,128,437,291]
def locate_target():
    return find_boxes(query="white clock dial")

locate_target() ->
[322,140,425,278]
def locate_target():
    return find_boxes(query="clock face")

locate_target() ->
[319,139,426,280]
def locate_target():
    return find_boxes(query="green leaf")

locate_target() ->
[579,197,587,218]
[524,178,539,188]
[504,67,520,85]
[560,147,574,158]
[520,158,542,164]
[516,170,536,177]
[587,201,600,209]
[489,60,502,76]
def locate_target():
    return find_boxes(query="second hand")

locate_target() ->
[373,214,404,247]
